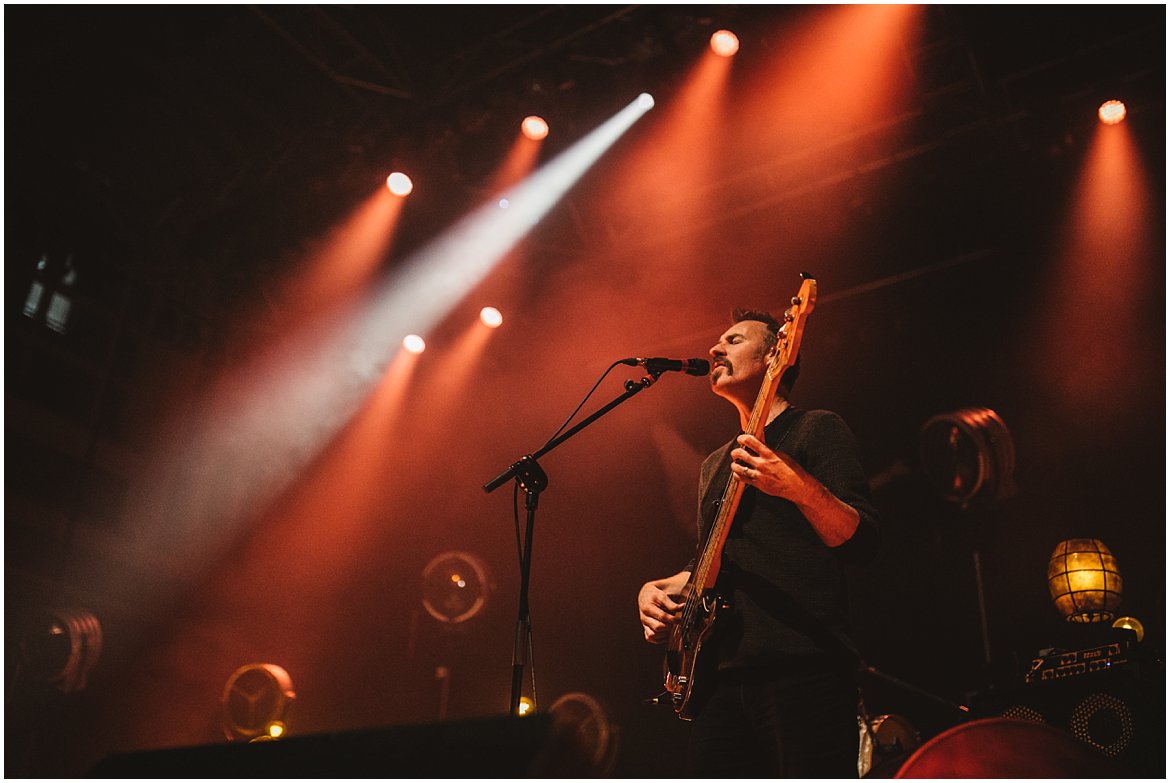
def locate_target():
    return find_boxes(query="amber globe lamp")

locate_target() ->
[1046,539,1123,623]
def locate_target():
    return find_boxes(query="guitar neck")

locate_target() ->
[690,372,782,591]
[686,276,816,594]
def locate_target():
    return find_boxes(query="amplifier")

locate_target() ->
[973,642,1163,778]
[1024,638,1132,684]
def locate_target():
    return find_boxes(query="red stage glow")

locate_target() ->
[386,172,414,196]
[710,30,740,57]
[521,116,549,141]
[1098,100,1126,125]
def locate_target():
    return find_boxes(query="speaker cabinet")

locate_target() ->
[90,714,596,778]
[974,662,1164,778]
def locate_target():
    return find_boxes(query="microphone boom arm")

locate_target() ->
[482,372,660,494]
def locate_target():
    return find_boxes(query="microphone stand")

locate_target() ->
[483,369,667,717]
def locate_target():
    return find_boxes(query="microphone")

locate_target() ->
[620,357,711,376]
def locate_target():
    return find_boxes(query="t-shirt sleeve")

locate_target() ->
[794,410,882,564]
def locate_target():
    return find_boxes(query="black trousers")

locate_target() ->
[686,663,860,778]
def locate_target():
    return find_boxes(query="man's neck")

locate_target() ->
[736,396,790,432]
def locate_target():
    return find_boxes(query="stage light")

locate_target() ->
[480,306,503,328]
[499,198,509,209]
[710,30,740,57]
[549,692,621,775]
[19,608,103,693]
[522,115,549,141]
[403,334,426,354]
[221,663,296,742]
[386,172,414,196]
[919,408,1016,506]
[517,696,536,716]
[637,93,655,110]
[422,551,492,624]
[1098,100,1126,125]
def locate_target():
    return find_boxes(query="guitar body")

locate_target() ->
[663,589,727,720]
[660,274,817,720]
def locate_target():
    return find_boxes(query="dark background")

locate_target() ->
[5,5,1165,777]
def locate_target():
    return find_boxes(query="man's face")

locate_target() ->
[708,320,775,398]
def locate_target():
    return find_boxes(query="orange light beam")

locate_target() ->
[606,44,733,274]
[735,5,922,155]
[422,318,498,418]
[1027,119,1158,413]
[488,133,544,198]
[276,185,406,321]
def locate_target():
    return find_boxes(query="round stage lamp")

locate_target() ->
[403,334,426,354]
[19,608,103,693]
[710,30,740,57]
[1098,100,1126,125]
[1047,539,1123,623]
[480,306,503,328]
[386,172,414,196]
[221,663,296,742]
[919,407,1015,506]
[549,692,619,776]
[421,551,492,625]
[521,115,549,141]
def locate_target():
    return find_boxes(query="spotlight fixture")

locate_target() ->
[421,551,492,625]
[710,30,740,57]
[19,608,103,693]
[1098,100,1126,125]
[521,115,549,141]
[549,692,620,775]
[919,408,1015,506]
[221,663,296,742]
[386,172,414,196]
[480,306,503,328]
[403,334,426,354]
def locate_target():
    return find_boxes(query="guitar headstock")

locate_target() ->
[767,274,817,382]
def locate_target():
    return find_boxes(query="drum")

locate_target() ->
[858,714,920,778]
[893,717,1120,778]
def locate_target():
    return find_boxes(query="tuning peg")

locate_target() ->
[791,296,801,306]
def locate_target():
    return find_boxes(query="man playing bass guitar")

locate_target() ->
[637,305,881,778]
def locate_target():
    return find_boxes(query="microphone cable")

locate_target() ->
[539,359,627,451]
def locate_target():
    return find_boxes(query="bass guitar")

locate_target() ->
[662,273,817,719]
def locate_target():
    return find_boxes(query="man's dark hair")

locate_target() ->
[731,307,801,392]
